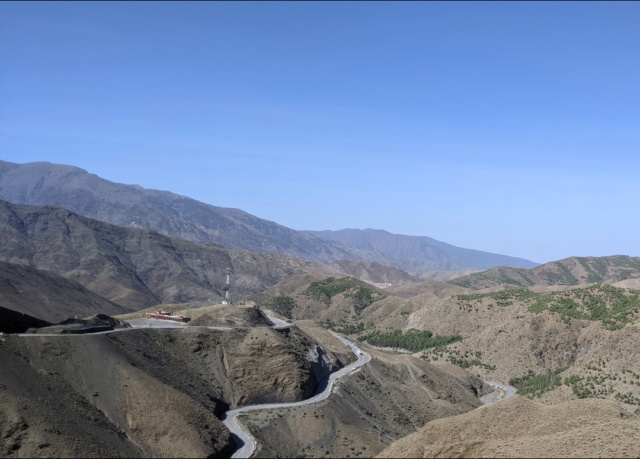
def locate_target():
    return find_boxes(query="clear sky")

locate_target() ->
[1,2,639,264]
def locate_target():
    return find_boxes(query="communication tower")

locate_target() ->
[223,267,231,305]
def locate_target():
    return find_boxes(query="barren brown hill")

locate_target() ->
[377,395,640,458]
[449,255,640,290]
[411,269,480,282]
[328,260,420,286]
[384,280,473,299]
[0,324,350,457]
[248,274,421,332]
[0,260,129,323]
[0,200,344,316]
[243,347,488,458]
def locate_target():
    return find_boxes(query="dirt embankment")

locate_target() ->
[377,395,640,458]
[244,349,487,458]
[0,324,349,458]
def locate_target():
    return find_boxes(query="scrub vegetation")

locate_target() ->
[303,277,386,312]
[456,284,640,330]
[357,328,462,353]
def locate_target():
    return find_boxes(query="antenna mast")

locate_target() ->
[223,267,231,305]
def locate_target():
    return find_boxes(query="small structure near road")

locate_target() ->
[145,311,188,322]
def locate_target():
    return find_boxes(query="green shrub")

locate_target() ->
[509,367,567,398]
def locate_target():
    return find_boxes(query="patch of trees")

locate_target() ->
[264,296,297,319]
[303,277,385,313]
[303,277,357,304]
[358,328,462,353]
[323,321,366,335]
[509,367,566,398]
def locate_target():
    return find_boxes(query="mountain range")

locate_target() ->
[0,160,537,271]
[0,200,335,315]
[449,255,640,289]
[305,228,538,271]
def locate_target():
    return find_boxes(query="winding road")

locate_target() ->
[482,380,517,406]
[15,313,514,458]
[222,335,371,458]
[16,312,369,458]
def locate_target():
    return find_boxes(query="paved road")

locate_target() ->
[17,312,288,338]
[18,318,234,337]
[222,335,371,459]
[15,314,369,458]
[265,314,290,329]
[14,317,514,457]
[127,318,190,329]
[483,380,517,405]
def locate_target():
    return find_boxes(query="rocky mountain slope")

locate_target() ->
[0,324,348,457]
[449,255,640,289]
[0,200,349,315]
[377,395,640,458]
[306,228,538,271]
[412,285,640,383]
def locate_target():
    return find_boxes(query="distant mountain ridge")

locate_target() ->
[0,160,537,271]
[0,160,387,265]
[448,255,640,289]
[305,228,539,271]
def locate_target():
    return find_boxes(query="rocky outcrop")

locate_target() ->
[307,344,339,387]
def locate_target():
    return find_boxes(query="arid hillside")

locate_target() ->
[381,284,640,414]
[449,255,640,289]
[0,200,426,322]
[248,274,423,333]
[285,274,640,416]
[0,323,349,458]
[328,259,420,285]
[383,280,473,299]
[0,200,345,313]
[0,260,129,323]
[377,395,640,458]
[241,339,487,458]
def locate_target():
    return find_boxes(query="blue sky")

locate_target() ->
[1,2,639,264]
